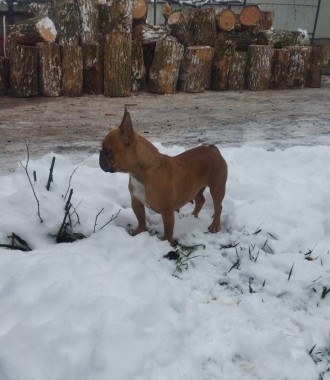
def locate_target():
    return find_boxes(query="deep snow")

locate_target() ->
[0,142,330,380]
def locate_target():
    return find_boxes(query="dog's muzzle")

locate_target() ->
[99,150,116,173]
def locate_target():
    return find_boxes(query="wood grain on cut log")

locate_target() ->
[104,32,132,97]
[257,30,304,49]
[82,42,102,95]
[10,45,39,97]
[178,46,214,93]
[246,45,274,91]
[52,0,80,46]
[217,9,236,32]
[132,40,145,92]
[149,38,184,94]
[61,45,83,96]
[133,23,166,44]
[0,57,10,95]
[76,0,99,43]
[110,0,133,33]
[270,48,289,90]
[306,45,328,88]
[239,5,262,26]
[37,42,62,96]
[132,0,148,25]
[259,11,274,30]
[211,38,236,91]
[287,46,312,89]
[228,51,247,90]
[192,8,216,47]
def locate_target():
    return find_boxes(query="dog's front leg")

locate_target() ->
[131,195,147,236]
[161,211,175,245]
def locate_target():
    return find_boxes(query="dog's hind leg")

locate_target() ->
[192,187,206,218]
[208,184,225,233]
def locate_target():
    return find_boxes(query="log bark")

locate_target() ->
[10,45,39,97]
[306,45,328,88]
[217,9,236,32]
[220,31,257,52]
[27,3,51,18]
[133,24,167,44]
[52,0,80,46]
[211,37,236,91]
[61,45,83,96]
[192,8,216,47]
[132,0,148,25]
[257,30,307,49]
[131,40,145,92]
[259,11,274,30]
[149,38,184,94]
[110,0,133,34]
[82,42,102,95]
[178,46,214,93]
[287,46,312,89]
[228,51,247,91]
[246,44,273,91]
[37,42,62,96]
[239,5,262,27]
[104,32,132,97]
[0,57,10,95]
[76,0,99,43]
[167,8,196,48]
[270,48,290,90]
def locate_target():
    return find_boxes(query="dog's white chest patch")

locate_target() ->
[130,175,148,206]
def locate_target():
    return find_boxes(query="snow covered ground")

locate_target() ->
[0,142,330,380]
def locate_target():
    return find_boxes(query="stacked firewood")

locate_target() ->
[0,1,328,97]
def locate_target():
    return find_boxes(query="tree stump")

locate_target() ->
[37,42,62,96]
[132,40,145,92]
[0,57,10,95]
[211,38,236,91]
[10,45,39,97]
[270,48,290,90]
[217,9,236,32]
[228,51,247,91]
[306,45,328,88]
[246,45,273,91]
[149,38,184,94]
[239,5,262,27]
[82,42,102,95]
[133,0,148,26]
[287,46,312,89]
[104,32,132,97]
[61,45,83,96]
[178,46,214,93]
[193,8,216,47]
[76,0,99,44]
[52,0,80,46]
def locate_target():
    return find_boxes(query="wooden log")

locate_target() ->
[228,51,247,91]
[104,32,131,97]
[110,0,133,33]
[61,45,83,96]
[287,46,312,89]
[246,45,274,91]
[167,8,196,48]
[10,45,39,97]
[133,24,167,44]
[306,45,328,88]
[239,5,262,27]
[211,38,236,91]
[0,57,10,95]
[270,48,290,90]
[133,0,148,25]
[220,31,257,52]
[192,8,216,47]
[259,11,274,30]
[178,46,214,93]
[82,42,102,95]
[149,38,184,94]
[162,2,172,23]
[217,9,236,32]
[27,3,51,18]
[257,30,308,49]
[76,0,99,43]
[37,42,62,96]
[52,0,80,46]
[131,40,145,92]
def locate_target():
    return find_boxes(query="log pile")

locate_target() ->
[0,1,328,98]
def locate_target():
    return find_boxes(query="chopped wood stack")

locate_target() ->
[0,1,328,98]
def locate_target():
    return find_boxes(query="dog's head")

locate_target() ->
[99,108,136,173]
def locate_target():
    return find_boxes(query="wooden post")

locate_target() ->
[0,57,10,95]
[61,45,83,96]
[270,48,290,90]
[246,45,273,91]
[10,45,39,97]
[149,38,184,94]
[306,45,327,88]
[131,40,145,92]
[228,51,247,91]
[287,46,312,89]
[211,38,236,91]
[37,42,62,96]
[82,42,102,95]
[178,46,214,93]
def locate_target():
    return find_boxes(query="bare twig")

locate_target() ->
[94,208,104,233]
[64,167,78,199]
[95,209,121,232]
[46,156,56,191]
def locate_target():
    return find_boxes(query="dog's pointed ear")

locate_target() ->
[119,107,134,145]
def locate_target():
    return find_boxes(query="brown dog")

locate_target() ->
[100,108,228,244]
